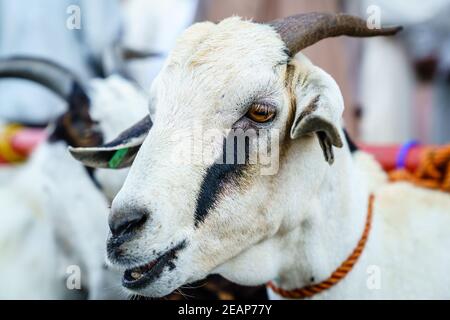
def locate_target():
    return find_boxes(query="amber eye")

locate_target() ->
[245,104,276,123]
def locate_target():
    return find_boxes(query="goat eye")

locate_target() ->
[245,104,275,123]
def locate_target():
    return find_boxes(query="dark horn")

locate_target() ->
[121,48,163,60]
[0,56,104,148]
[270,13,403,55]
[0,56,88,102]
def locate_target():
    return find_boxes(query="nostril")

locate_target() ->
[109,210,148,237]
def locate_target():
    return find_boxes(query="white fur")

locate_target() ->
[0,76,148,299]
[89,76,149,199]
[105,17,450,299]
[0,165,20,184]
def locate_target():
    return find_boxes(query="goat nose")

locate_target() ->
[109,209,148,237]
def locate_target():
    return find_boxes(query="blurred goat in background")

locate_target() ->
[357,0,450,144]
[0,0,198,124]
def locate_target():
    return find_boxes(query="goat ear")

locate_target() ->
[290,64,344,165]
[69,115,152,169]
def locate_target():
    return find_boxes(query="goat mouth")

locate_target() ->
[122,241,186,290]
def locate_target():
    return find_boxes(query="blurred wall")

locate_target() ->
[358,0,450,144]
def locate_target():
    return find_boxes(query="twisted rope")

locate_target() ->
[267,194,374,299]
[389,145,450,192]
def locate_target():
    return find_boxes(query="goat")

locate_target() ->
[0,0,124,123]
[0,0,162,124]
[114,0,199,90]
[71,14,450,299]
[0,57,148,299]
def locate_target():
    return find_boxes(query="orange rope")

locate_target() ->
[267,194,374,299]
[389,145,450,193]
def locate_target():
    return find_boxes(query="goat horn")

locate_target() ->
[0,56,88,103]
[121,48,163,60]
[270,13,402,55]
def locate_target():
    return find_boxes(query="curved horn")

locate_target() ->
[69,115,152,169]
[121,48,163,60]
[270,13,403,55]
[0,56,104,147]
[0,56,88,102]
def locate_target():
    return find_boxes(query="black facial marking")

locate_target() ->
[343,129,358,153]
[194,163,243,227]
[194,134,251,227]
[168,261,176,271]
[107,231,136,264]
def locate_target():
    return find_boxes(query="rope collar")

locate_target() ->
[267,194,375,299]
[390,145,450,192]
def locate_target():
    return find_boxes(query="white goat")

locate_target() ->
[0,0,123,123]
[116,0,199,90]
[71,14,450,299]
[0,57,148,299]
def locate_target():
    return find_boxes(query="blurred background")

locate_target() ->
[0,0,449,300]
[1,0,449,144]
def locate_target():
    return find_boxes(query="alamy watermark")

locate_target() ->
[366,5,382,30]
[66,265,82,290]
[169,126,280,176]
[66,5,81,30]
[366,265,381,290]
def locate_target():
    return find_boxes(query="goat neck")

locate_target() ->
[269,146,374,298]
